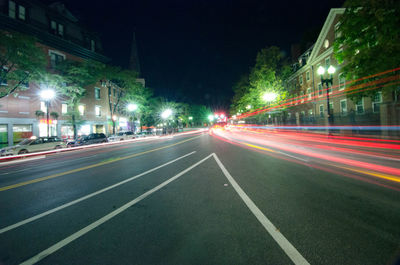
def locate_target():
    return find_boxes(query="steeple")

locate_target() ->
[128,31,141,74]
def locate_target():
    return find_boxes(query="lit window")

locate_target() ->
[338,73,345,91]
[308,109,313,116]
[95,87,101,99]
[62,103,68,114]
[18,5,25,20]
[40,101,47,113]
[340,99,347,115]
[307,88,312,100]
[8,1,16,18]
[356,98,364,114]
[78,105,85,116]
[95,106,101,117]
[372,92,382,113]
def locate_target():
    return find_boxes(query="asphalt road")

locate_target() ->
[0,130,399,265]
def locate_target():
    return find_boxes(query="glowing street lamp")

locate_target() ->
[262,92,278,102]
[246,105,251,110]
[188,116,193,120]
[127,103,138,112]
[161,109,172,119]
[208,115,214,121]
[40,89,56,137]
[318,65,336,132]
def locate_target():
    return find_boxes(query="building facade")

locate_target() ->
[0,0,133,147]
[284,8,399,133]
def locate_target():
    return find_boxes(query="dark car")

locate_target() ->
[67,133,108,147]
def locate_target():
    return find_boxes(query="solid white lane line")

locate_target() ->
[278,151,309,162]
[212,153,310,265]
[0,151,196,235]
[19,153,213,265]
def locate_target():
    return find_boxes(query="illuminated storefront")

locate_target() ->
[38,119,57,137]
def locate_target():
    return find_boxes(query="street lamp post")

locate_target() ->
[127,103,138,132]
[317,65,336,133]
[262,92,278,125]
[40,89,55,137]
[161,109,172,134]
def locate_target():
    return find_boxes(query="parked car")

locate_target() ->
[0,136,66,156]
[67,133,108,147]
[108,131,135,142]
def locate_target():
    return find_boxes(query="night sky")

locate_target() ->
[60,0,345,110]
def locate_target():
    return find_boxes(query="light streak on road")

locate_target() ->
[210,127,400,187]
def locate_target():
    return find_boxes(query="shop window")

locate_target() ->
[0,124,8,148]
[13,124,33,144]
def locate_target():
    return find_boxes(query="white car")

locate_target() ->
[108,131,135,142]
[0,136,66,156]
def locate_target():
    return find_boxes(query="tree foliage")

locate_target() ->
[230,46,291,114]
[334,0,400,96]
[0,30,46,98]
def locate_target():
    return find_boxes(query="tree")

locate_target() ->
[0,30,47,98]
[230,46,291,117]
[334,0,400,97]
[57,59,105,139]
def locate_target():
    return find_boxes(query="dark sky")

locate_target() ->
[61,0,345,110]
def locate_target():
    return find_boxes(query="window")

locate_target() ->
[306,71,310,81]
[18,5,25,20]
[335,23,342,39]
[8,1,16,18]
[91,40,96,52]
[95,106,101,117]
[300,91,304,103]
[307,87,312,100]
[49,51,65,68]
[308,109,313,116]
[40,101,47,113]
[318,83,323,97]
[372,92,382,113]
[340,99,347,115]
[338,73,345,91]
[325,57,330,68]
[50,21,64,37]
[356,98,364,114]
[95,87,101,99]
[329,102,334,114]
[319,104,324,117]
[61,103,68,114]
[78,105,85,116]
[51,20,57,32]
[113,87,116,97]
[299,75,303,86]
[58,24,64,36]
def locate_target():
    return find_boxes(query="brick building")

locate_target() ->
[0,0,132,147]
[284,8,399,131]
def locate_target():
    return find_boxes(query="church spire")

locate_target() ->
[128,31,141,74]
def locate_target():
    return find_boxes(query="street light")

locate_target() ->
[127,103,138,112]
[40,89,55,137]
[246,105,251,110]
[161,109,172,119]
[317,65,336,132]
[262,92,278,102]
[208,114,214,121]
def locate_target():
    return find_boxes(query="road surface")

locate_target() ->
[0,130,399,265]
